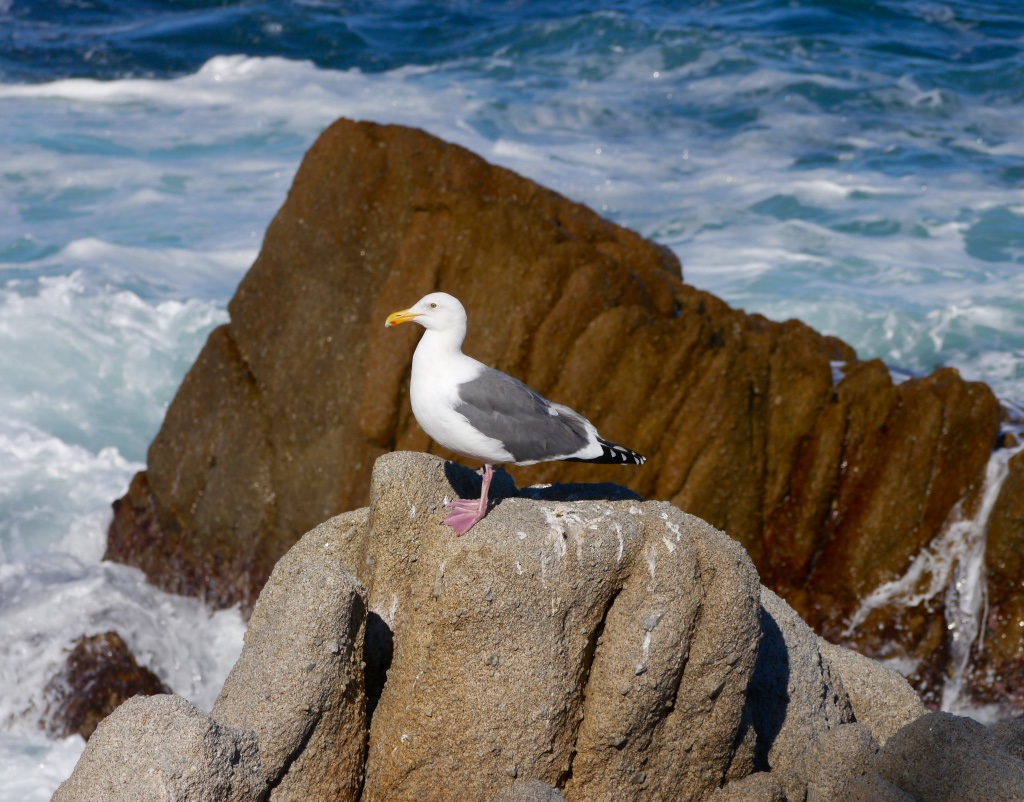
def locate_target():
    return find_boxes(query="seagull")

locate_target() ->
[385,292,646,535]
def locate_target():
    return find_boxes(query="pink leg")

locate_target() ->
[444,464,494,536]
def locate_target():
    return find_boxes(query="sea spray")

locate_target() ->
[845,402,1024,718]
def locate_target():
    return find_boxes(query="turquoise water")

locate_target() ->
[1,2,1023,796]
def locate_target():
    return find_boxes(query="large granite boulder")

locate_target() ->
[69,452,1013,801]
[106,118,1002,706]
[290,452,927,801]
[210,512,369,800]
[348,452,764,802]
[51,694,265,802]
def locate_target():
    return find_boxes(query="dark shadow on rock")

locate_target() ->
[518,482,643,503]
[990,717,1024,762]
[443,462,518,505]
[747,606,790,771]
[364,611,393,725]
[443,462,641,511]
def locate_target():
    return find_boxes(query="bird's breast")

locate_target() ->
[409,352,513,463]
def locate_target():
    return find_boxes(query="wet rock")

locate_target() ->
[51,694,265,802]
[968,450,1024,709]
[211,510,369,800]
[106,119,998,702]
[43,631,170,740]
[798,363,999,706]
[796,364,997,617]
[816,637,925,745]
[876,711,1024,801]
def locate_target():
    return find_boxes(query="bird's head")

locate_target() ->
[385,292,467,333]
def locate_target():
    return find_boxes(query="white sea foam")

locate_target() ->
[0,273,237,796]
[0,271,226,461]
[3,55,1024,408]
[0,420,136,560]
[0,552,245,793]
[0,731,84,802]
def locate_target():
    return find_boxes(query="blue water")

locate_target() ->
[2,1,1023,796]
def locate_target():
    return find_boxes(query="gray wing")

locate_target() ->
[454,367,592,464]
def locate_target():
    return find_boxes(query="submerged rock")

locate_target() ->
[43,631,170,741]
[106,117,1000,705]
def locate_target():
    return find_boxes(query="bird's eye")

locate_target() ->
[430,303,437,308]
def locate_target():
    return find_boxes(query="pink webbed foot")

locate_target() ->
[442,464,495,536]
[443,500,487,536]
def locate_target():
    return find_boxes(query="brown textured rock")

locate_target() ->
[799,364,998,642]
[106,118,999,701]
[43,631,171,740]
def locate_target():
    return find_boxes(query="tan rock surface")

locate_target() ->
[211,509,369,801]
[63,452,979,801]
[817,637,926,746]
[353,452,762,802]
[748,588,854,800]
[52,694,265,802]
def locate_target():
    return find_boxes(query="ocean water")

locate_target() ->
[2,1,1023,796]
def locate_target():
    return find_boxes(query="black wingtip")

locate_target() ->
[567,437,646,466]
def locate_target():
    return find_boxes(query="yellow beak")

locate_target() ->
[385,308,420,327]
